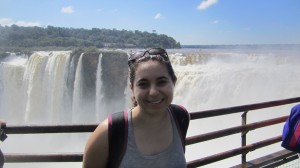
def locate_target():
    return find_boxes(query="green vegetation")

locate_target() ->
[70,46,100,57]
[0,25,181,56]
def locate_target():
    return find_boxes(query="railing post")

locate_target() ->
[241,111,248,168]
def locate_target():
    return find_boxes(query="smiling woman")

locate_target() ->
[82,48,190,168]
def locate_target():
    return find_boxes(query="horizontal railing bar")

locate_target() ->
[5,115,287,136]
[186,115,288,145]
[5,125,97,134]
[3,136,282,164]
[3,97,298,134]
[230,149,298,168]
[260,154,300,168]
[4,153,83,162]
[187,136,282,167]
[190,97,300,120]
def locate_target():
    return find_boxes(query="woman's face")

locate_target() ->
[131,60,175,113]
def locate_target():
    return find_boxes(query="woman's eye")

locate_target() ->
[137,82,148,88]
[158,80,168,86]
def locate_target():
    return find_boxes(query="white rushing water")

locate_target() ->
[170,48,300,167]
[1,47,300,167]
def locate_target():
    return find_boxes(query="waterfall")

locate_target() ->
[95,53,106,120]
[168,48,300,167]
[0,50,129,168]
[20,52,74,124]
[44,52,72,124]
[71,53,85,123]
[23,52,48,124]
[1,48,300,124]
[0,58,26,124]
[1,47,300,167]
[171,49,300,111]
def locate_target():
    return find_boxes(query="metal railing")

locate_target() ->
[1,97,300,167]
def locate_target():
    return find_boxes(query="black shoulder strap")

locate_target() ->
[169,104,190,153]
[107,111,128,168]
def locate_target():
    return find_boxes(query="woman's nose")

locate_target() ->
[149,85,159,96]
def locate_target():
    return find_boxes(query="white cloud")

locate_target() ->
[154,13,162,20]
[197,0,218,10]
[0,18,40,27]
[211,20,219,24]
[61,6,74,14]
[0,18,13,25]
[15,21,41,27]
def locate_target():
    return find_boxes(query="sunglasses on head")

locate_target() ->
[128,48,169,65]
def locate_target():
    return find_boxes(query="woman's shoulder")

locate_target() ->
[92,119,109,141]
[84,119,109,154]
[82,119,109,167]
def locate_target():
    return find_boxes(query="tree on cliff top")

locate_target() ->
[0,25,181,49]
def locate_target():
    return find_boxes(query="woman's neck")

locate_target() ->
[131,106,169,128]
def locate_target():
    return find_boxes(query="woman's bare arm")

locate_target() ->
[82,119,109,168]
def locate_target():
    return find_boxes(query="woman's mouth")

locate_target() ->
[147,99,163,104]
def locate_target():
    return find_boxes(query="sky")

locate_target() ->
[0,0,300,45]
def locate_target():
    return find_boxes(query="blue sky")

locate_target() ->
[1,0,300,45]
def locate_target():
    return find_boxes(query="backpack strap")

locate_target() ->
[106,105,189,167]
[169,104,190,153]
[107,111,128,168]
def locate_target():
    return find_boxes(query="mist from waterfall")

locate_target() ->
[169,47,300,167]
[1,47,300,167]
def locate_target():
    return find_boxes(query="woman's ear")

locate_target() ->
[173,77,177,86]
[129,83,133,90]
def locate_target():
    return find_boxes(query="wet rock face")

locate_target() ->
[101,51,128,109]
[81,52,98,100]
[81,50,128,112]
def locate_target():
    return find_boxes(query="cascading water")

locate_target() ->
[95,53,105,120]
[72,53,87,123]
[0,55,27,124]
[170,48,300,167]
[1,47,300,167]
